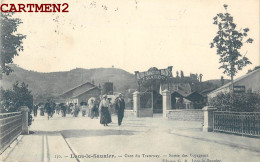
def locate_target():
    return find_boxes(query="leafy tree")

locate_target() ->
[0,13,26,79]
[210,4,253,91]
[0,81,33,125]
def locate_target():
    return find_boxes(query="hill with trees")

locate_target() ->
[1,65,138,103]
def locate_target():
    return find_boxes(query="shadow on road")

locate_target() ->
[61,129,140,138]
[29,130,61,136]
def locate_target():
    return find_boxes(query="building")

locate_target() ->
[60,82,101,104]
[208,68,260,101]
[161,83,205,109]
[160,82,191,96]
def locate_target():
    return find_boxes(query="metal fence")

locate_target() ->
[0,112,23,154]
[213,111,260,137]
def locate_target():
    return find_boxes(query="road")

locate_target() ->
[3,113,260,162]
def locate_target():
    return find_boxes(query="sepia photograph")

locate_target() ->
[0,0,259,162]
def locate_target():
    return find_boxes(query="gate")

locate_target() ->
[153,91,162,113]
[138,92,153,117]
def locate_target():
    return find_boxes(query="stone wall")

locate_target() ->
[167,109,203,121]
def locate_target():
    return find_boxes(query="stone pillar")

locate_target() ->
[21,106,30,135]
[133,91,140,117]
[202,106,217,132]
[162,90,171,118]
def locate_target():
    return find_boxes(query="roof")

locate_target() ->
[185,91,205,102]
[61,82,95,96]
[208,68,260,95]
[71,86,101,98]
[161,82,191,96]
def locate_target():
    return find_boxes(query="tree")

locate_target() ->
[0,13,26,79]
[210,4,253,91]
[0,81,33,125]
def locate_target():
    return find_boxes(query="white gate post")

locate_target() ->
[162,90,171,118]
[202,106,217,132]
[133,91,140,117]
[21,106,30,135]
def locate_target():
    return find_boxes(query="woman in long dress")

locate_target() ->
[88,99,95,119]
[99,95,112,126]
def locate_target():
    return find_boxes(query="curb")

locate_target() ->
[0,135,24,162]
[60,133,80,162]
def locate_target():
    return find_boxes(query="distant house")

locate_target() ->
[60,82,101,104]
[161,83,205,109]
[160,82,191,96]
[208,68,260,101]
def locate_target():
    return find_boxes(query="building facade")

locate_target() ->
[60,82,101,104]
[207,68,260,101]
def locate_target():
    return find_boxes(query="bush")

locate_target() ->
[209,92,260,112]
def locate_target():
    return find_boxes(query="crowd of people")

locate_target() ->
[32,94,125,126]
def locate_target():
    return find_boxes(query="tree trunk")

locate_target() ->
[230,75,234,93]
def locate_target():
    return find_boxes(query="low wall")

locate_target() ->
[167,109,203,121]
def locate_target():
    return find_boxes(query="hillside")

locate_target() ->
[1,65,138,101]
[1,65,227,102]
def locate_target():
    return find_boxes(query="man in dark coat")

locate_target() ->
[33,104,38,117]
[115,94,125,126]
[45,101,52,120]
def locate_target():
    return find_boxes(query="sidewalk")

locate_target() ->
[169,126,260,153]
[2,127,77,162]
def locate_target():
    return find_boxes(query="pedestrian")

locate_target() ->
[115,93,125,126]
[69,103,74,116]
[74,103,80,117]
[88,99,95,119]
[80,102,86,117]
[56,104,60,115]
[99,95,112,126]
[39,103,44,116]
[50,102,56,118]
[93,100,99,118]
[33,104,38,117]
[45,100,52,120]
[61,103,67,117]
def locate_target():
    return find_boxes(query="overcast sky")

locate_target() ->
[10,0,260,80]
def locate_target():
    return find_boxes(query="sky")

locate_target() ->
[7,0,260,80]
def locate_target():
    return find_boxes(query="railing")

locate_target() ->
[213,111,260,137]
[0,112,23,154]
